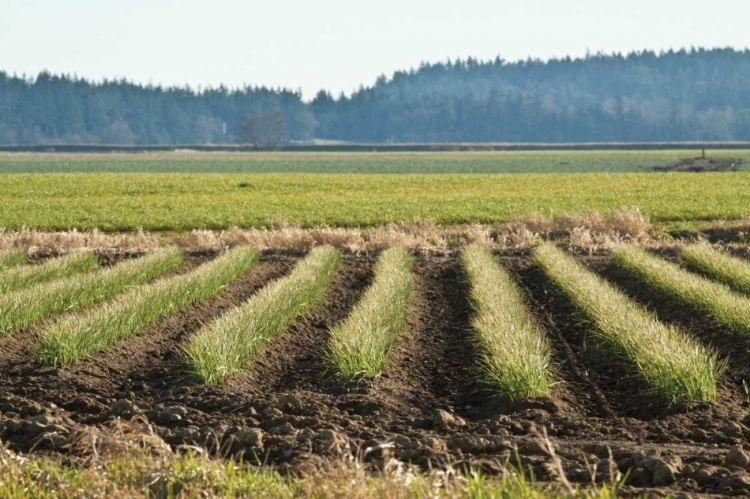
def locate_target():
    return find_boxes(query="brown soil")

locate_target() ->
[654,156,741,172]
[1,249,750,496]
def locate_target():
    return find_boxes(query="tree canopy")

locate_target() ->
[2,48,750,144]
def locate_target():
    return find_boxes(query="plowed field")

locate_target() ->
[2,248,750,496]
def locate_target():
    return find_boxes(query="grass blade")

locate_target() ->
[0,251,99,295]
[462,244,552,400]
[0,247,185,335]
[185,246,340,385]
[681,244,750,296]
[614,245,750,337]
[327,247,415,379]
[0,250,27,271]
[35,246,259,365]
[535,243,722,403]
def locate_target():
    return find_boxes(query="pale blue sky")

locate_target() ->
[2,0,748,99]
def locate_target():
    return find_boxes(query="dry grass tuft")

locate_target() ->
[0,209,660,254]
[513,208,654,251]
[0,228,161,255]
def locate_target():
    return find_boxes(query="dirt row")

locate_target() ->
[1,250,750,496]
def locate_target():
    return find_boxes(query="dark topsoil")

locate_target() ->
[1,249,750,496]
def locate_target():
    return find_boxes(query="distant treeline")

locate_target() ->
[2,47,750,144]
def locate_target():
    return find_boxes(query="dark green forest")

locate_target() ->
[2,48,750,144]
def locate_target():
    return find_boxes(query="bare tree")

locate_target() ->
[235,110,288,149]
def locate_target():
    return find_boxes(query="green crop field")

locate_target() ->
[1,149,749,173]
[0,171,747,231]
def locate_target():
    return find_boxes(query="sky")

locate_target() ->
[2,0,749,100]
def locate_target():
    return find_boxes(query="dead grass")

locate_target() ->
[0,228,161,255]
[0,209,662,254]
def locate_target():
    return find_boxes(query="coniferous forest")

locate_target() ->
[1,48,749,144]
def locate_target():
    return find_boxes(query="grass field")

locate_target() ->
[2,149,749,173]
[0,172,748,231]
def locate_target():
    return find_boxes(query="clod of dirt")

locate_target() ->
[234,427,264,450]
[262,406,284,419]
[716,473,750,494]
[108,399,141,419]
[723,422,746,439]
[276,393,303,413]
[432,409,465,431]
[158,405,187,423]
[314,429,347,453]
[644,454,682,487]
[726,446,750,469]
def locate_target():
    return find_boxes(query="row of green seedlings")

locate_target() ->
[535,243,723,403]
[185,246,340,385]
[681,244,750,296]
[0,252,99,295]
[326,247,415,379]
[35,246,259,365]
[462,244,553,400]
[0,248,185,335]
[613,245,750,337]
[0,250,28,271]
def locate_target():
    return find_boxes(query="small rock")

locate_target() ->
[726,446,750,468]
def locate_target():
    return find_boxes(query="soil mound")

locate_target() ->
[655,156,741,172]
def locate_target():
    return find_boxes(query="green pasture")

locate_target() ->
[1,172,747,231]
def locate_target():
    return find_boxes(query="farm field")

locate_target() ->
[2,149,749,173]
[0,171,749,231]
[2,150,750,497]
[2,236,750,497]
